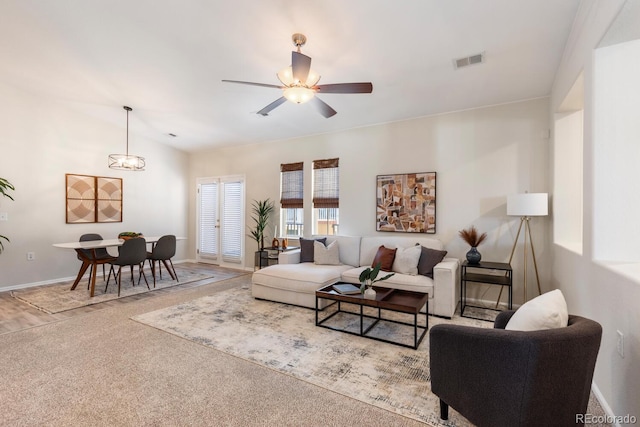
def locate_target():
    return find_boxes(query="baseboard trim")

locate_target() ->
[591,382,620,427]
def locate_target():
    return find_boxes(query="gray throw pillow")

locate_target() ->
[417,246,448,278]
[299,237,327,263]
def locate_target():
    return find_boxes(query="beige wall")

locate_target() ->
[550,0,638,419]
[189,97,551,305]
[0,83,190,289]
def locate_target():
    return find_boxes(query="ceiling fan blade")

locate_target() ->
[314,82,373,94]
[256,97,287,116]
[292,51,311,83]
[311,97,337,118]
[222,80,283,89]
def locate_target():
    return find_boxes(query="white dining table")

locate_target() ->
[53,236,185,297]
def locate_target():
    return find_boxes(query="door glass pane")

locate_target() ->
[221,180,243,263]
[199,182,218,258]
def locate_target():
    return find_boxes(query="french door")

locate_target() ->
[196,175,245,268]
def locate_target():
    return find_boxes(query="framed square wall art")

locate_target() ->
[376,172,436,233]
[97,177,122,223]
[66,174,122,224]
[66,174,96,224]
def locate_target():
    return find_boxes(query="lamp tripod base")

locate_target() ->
[496,216,542,308]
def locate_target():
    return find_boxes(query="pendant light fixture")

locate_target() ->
[108,106,146,171]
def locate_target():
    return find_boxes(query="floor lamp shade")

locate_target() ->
[507,193,548,217]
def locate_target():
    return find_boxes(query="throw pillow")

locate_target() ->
[371,245,397,271]
[392,244,422,275]
[314,240,341,265]
[299,237,326,263]
[505,289,569,331]
[417,246,448,278]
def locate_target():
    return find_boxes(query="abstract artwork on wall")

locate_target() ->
[97,177,123,222]
[66,174,122,224]
[376,172,436,233]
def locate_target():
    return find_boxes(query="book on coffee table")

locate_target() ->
[332,283,361,295]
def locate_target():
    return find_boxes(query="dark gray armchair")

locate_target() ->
[429,310,602,427]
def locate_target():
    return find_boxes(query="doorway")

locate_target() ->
[196,175,245,268]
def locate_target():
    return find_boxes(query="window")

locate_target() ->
[553,72,583,254]
[313,158,339,235]
[593,39,640,264]
[280,162,304,237]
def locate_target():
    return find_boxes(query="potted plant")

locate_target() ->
[458,225,487,264]
[359,263,395,299]
[248,198,275,253]
[0,177,15,254]
[118,232,144,240]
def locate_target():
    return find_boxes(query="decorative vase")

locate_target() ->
[364,287,377,300]
[272,237,279,249]
[361,279,376,299]
[466,247,481,264]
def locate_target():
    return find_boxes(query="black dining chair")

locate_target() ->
[78,233,115,289]
[105,237,149,296]
[146,235,178,287]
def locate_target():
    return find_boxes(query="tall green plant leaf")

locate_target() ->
[0,177,14,254]
[247,198,275,251]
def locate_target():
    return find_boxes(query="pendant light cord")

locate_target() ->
[124,106,132,156]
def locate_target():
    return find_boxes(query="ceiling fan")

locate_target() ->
[222,33,373,118]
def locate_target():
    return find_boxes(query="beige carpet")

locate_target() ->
[1,274,435,427]
[1,272,609,426]
[134,286,487,425]
[10,265,215,313]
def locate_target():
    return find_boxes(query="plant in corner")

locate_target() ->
[359,263,395,298]
[247,199,275,252]
[0,177,15,254]
[458,225,488,264]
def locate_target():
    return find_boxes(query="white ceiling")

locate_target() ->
[1,0,581,152]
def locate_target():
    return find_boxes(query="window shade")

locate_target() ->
[280,162,304,208]
[221,180,242,263]
[313,158,339,208]
[199,182,218,258]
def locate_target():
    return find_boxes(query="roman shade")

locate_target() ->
[313,158,339,208]
[280,162,304,208]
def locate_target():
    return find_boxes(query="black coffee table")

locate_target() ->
[315,283,429,349]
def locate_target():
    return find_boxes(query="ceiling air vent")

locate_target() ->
[454,52,485,69]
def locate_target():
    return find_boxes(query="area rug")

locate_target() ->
[10,265,224,314]
[132,286,490,426]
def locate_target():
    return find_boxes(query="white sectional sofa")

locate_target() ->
[251,235,460,318]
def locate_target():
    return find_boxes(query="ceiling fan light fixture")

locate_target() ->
[305,69,321,87]
[277,66,320,87]
[283,86,315,104]
[222,33,372,117]
[277,66,294,86]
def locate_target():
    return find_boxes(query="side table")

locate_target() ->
[254,246,296,270]
[460,260,512,321]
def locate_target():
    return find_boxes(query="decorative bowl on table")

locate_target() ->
[118,232,144,240]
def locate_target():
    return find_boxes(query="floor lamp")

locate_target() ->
[496,193,548,307]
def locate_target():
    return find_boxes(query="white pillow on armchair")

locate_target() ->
[505,289,569,331]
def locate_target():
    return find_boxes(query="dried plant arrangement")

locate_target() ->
[458,225,487,247]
